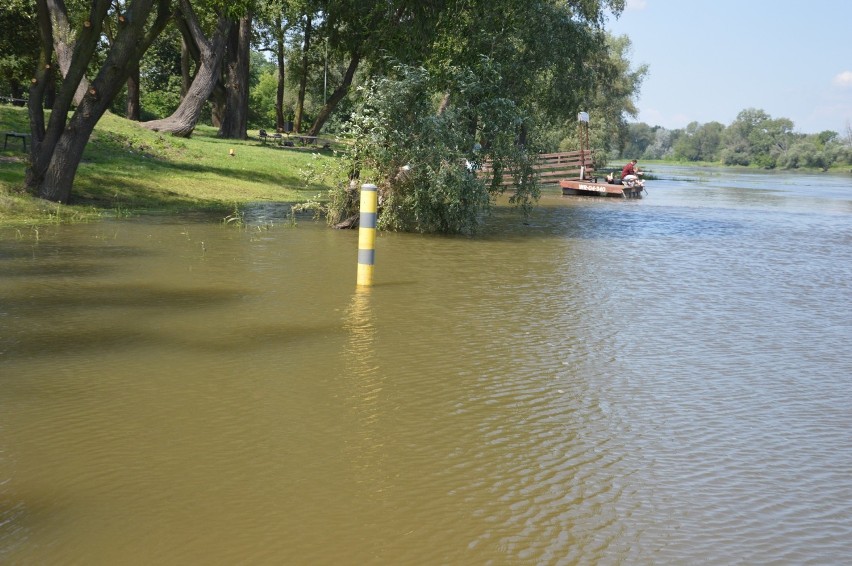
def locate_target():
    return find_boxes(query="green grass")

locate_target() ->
[0,105,343,228]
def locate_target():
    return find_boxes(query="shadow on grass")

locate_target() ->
[70,155,327,210]
[70,138,335,211]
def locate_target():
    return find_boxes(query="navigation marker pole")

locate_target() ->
[356,183,378,286]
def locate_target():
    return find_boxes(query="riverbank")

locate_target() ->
[5,106,848,229]
[639,158,851,174]
[0,106,340,228]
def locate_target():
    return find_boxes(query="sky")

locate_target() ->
[604,0,852,134]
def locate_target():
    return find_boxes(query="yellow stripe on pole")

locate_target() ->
[356,184,378,286]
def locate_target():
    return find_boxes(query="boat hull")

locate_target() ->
[560,179,644,198]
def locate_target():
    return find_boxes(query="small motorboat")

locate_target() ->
[559,112,646,198]
[560,178,645,198]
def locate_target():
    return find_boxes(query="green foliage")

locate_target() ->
[673,121,724,162]
[140,74,184,120]
[558,34,647,157]
[620,122,656,160]
[249,70,279,127]
[619,109,851,170]
[775,133,852,171]
[0,1,38,98]
[721,109,795,168]
[338,63,535,234]
[643,127,678,160]
[141,27,184,93]
[247,62,299,128]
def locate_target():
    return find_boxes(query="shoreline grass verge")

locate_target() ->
[1,106,341,229]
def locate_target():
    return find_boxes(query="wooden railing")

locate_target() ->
[479,150,596,186]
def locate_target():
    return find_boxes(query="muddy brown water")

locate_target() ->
[2,166,851,564]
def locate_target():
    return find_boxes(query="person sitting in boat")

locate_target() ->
[621,159,644,187]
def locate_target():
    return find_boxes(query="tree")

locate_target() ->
[292,7,315,133]
[323,0,631,233]
[218,12,253,138]
[777,130,851,171]
[304,0,448,137]
[620,122,655,159]
[47,0,94,107]
[137,26,184,119]
[26,0,171,203]
[142,0,232,137]
[254,0,294,131]
[558,33,647,158]
[673,121,724,161]
[247,56,280,126]
[101,0,143,120]
[721,108,793,168]
[643,127,676,160]
[337,63,529,234]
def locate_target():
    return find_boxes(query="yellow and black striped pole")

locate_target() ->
[356,183,378,286]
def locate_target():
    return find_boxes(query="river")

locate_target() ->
[1,165,851,564]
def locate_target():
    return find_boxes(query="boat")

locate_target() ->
[560,178,645,198]
[560,111,646,199]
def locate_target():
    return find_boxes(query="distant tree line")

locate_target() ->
[617,108,852,170]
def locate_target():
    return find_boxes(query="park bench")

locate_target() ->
[4,132,30,151]
[0,95,27,107]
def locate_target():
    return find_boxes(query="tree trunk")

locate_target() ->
[210,83,225,127]
[294,16,311,133]
[42,65,56,109]
[218,13,252,139]
[174,7,201,99]
[47,0,90,106]
[27,0,170,203]
[126,62,141,120]
[437,92,451,115]
[306,52,360,137]
[142,1,230,137]
[180,37,193,98]
[274,15,286,132]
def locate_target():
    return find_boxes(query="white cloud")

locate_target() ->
[625,0,648,10]
[833,71,852,88]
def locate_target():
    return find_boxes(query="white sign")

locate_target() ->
[577,112,589,123]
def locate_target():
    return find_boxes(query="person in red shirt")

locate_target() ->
[621,159,643,187]
[621,159,638,178]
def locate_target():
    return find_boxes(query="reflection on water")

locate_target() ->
[1,168,851,563]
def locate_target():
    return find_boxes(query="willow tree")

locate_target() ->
[331,0,632,234]
[27,0,171,203]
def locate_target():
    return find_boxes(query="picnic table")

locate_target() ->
[257,129,330,149]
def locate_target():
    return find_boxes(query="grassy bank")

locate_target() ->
[0,105,341,228]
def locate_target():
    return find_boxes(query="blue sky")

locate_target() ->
[604,0,852,134]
